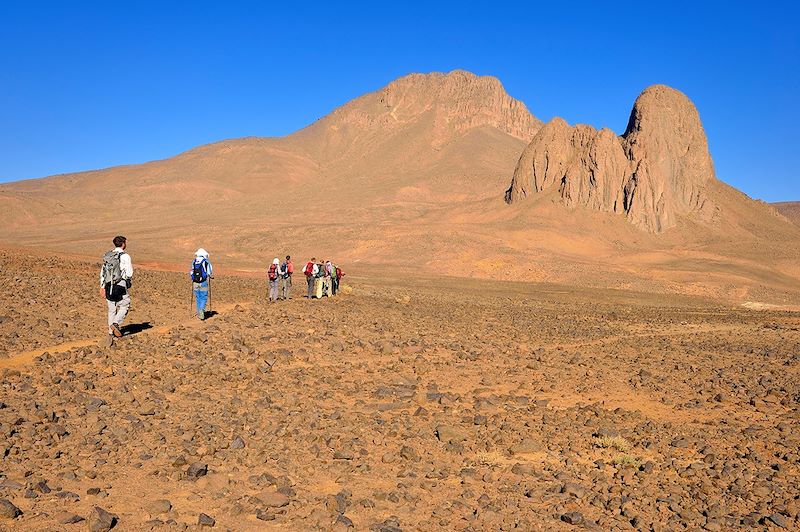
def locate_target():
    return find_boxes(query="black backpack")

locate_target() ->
[191,259,208,283]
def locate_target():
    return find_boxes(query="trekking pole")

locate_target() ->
[207,276,212,313]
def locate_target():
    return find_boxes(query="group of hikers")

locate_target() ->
[99,236,345,345]
[265,255,345,302]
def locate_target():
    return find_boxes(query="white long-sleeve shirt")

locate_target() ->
[100,247,133,286]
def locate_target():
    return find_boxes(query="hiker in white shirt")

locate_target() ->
[99,235,133,343]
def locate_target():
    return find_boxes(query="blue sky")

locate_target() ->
[1,1,798,201]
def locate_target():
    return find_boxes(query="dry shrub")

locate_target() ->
[473,450,505,467]
[612,454,640,468]
[594,436,631,452]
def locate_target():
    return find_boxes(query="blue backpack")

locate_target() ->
[191,259,208,283]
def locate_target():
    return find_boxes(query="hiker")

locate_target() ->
[100,235,133,343]
[314,260,326,299]
[189,248,213,320]
[335,265,345,294]
[268,258,280,302]
[280,255,293,300]
[332,263,341,295]
[304,257,318,298]
[324,260,334,297]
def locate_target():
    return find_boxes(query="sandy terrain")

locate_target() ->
[0,249,798,530]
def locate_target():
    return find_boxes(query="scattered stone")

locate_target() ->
[561,511,584,525]
[186,463,208,479]
[56,511,84,524]
[230,436,245,449]
[147,499,171,514]
[57,491,80,501]
[562,483,587,498]
[257,491,290,508]
[198,513,215,527]
[334,450,354,460]
[0,499,22,519]
[87,506,117,532]
[670,438,690,448]
[334,514,354,529]
[766,513,789,529]
[435,425,467,444]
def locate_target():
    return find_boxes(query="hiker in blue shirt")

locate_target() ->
[190,248,213,320]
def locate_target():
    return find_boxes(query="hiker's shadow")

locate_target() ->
[123,322,153,336]
[205,311,219,319]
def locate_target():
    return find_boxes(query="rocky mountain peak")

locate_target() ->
[320,70,542,143]
[505,84,717,232]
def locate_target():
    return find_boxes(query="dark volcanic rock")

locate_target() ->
[187,462,208,479]
[0,499,22,519]
[561,511,584,525]
[198,513,216,527]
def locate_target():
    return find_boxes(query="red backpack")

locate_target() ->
[268,263,278,281]
[286,261,294,274]
[304,261,314,276]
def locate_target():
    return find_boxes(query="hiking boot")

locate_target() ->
[111,323,123,338]
[197,311,205,320]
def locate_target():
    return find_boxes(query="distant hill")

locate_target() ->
[773,202,800,226]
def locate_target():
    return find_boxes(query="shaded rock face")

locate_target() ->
[505,85,717,232]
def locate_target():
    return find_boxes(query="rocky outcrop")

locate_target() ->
[505,85,717,232]
[321,70,542,143]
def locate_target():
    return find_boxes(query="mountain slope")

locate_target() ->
[0,70,540,262]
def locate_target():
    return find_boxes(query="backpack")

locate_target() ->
[315,265,325,278]
[304,262,314,276]
[101,250,123,285]
[191,259,208,283]
[286,261,294,274]
[268,263,278,281]
[336,267,342,279]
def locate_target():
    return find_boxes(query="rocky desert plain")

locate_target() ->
[0,71,799,530]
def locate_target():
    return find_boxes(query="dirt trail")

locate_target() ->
[0,312,740,372]
[0,301,249,370]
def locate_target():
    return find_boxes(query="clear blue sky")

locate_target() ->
[1,1,798,201]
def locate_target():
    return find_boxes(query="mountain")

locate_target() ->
[0,70,540,265]
[1,71,799,303]
[506,85,716,232]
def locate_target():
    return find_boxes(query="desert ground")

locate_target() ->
[0,248,798,531]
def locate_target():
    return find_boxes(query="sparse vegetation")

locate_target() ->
[474,450,505,467]
[594,435,631,452]
[612,454,640,469]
